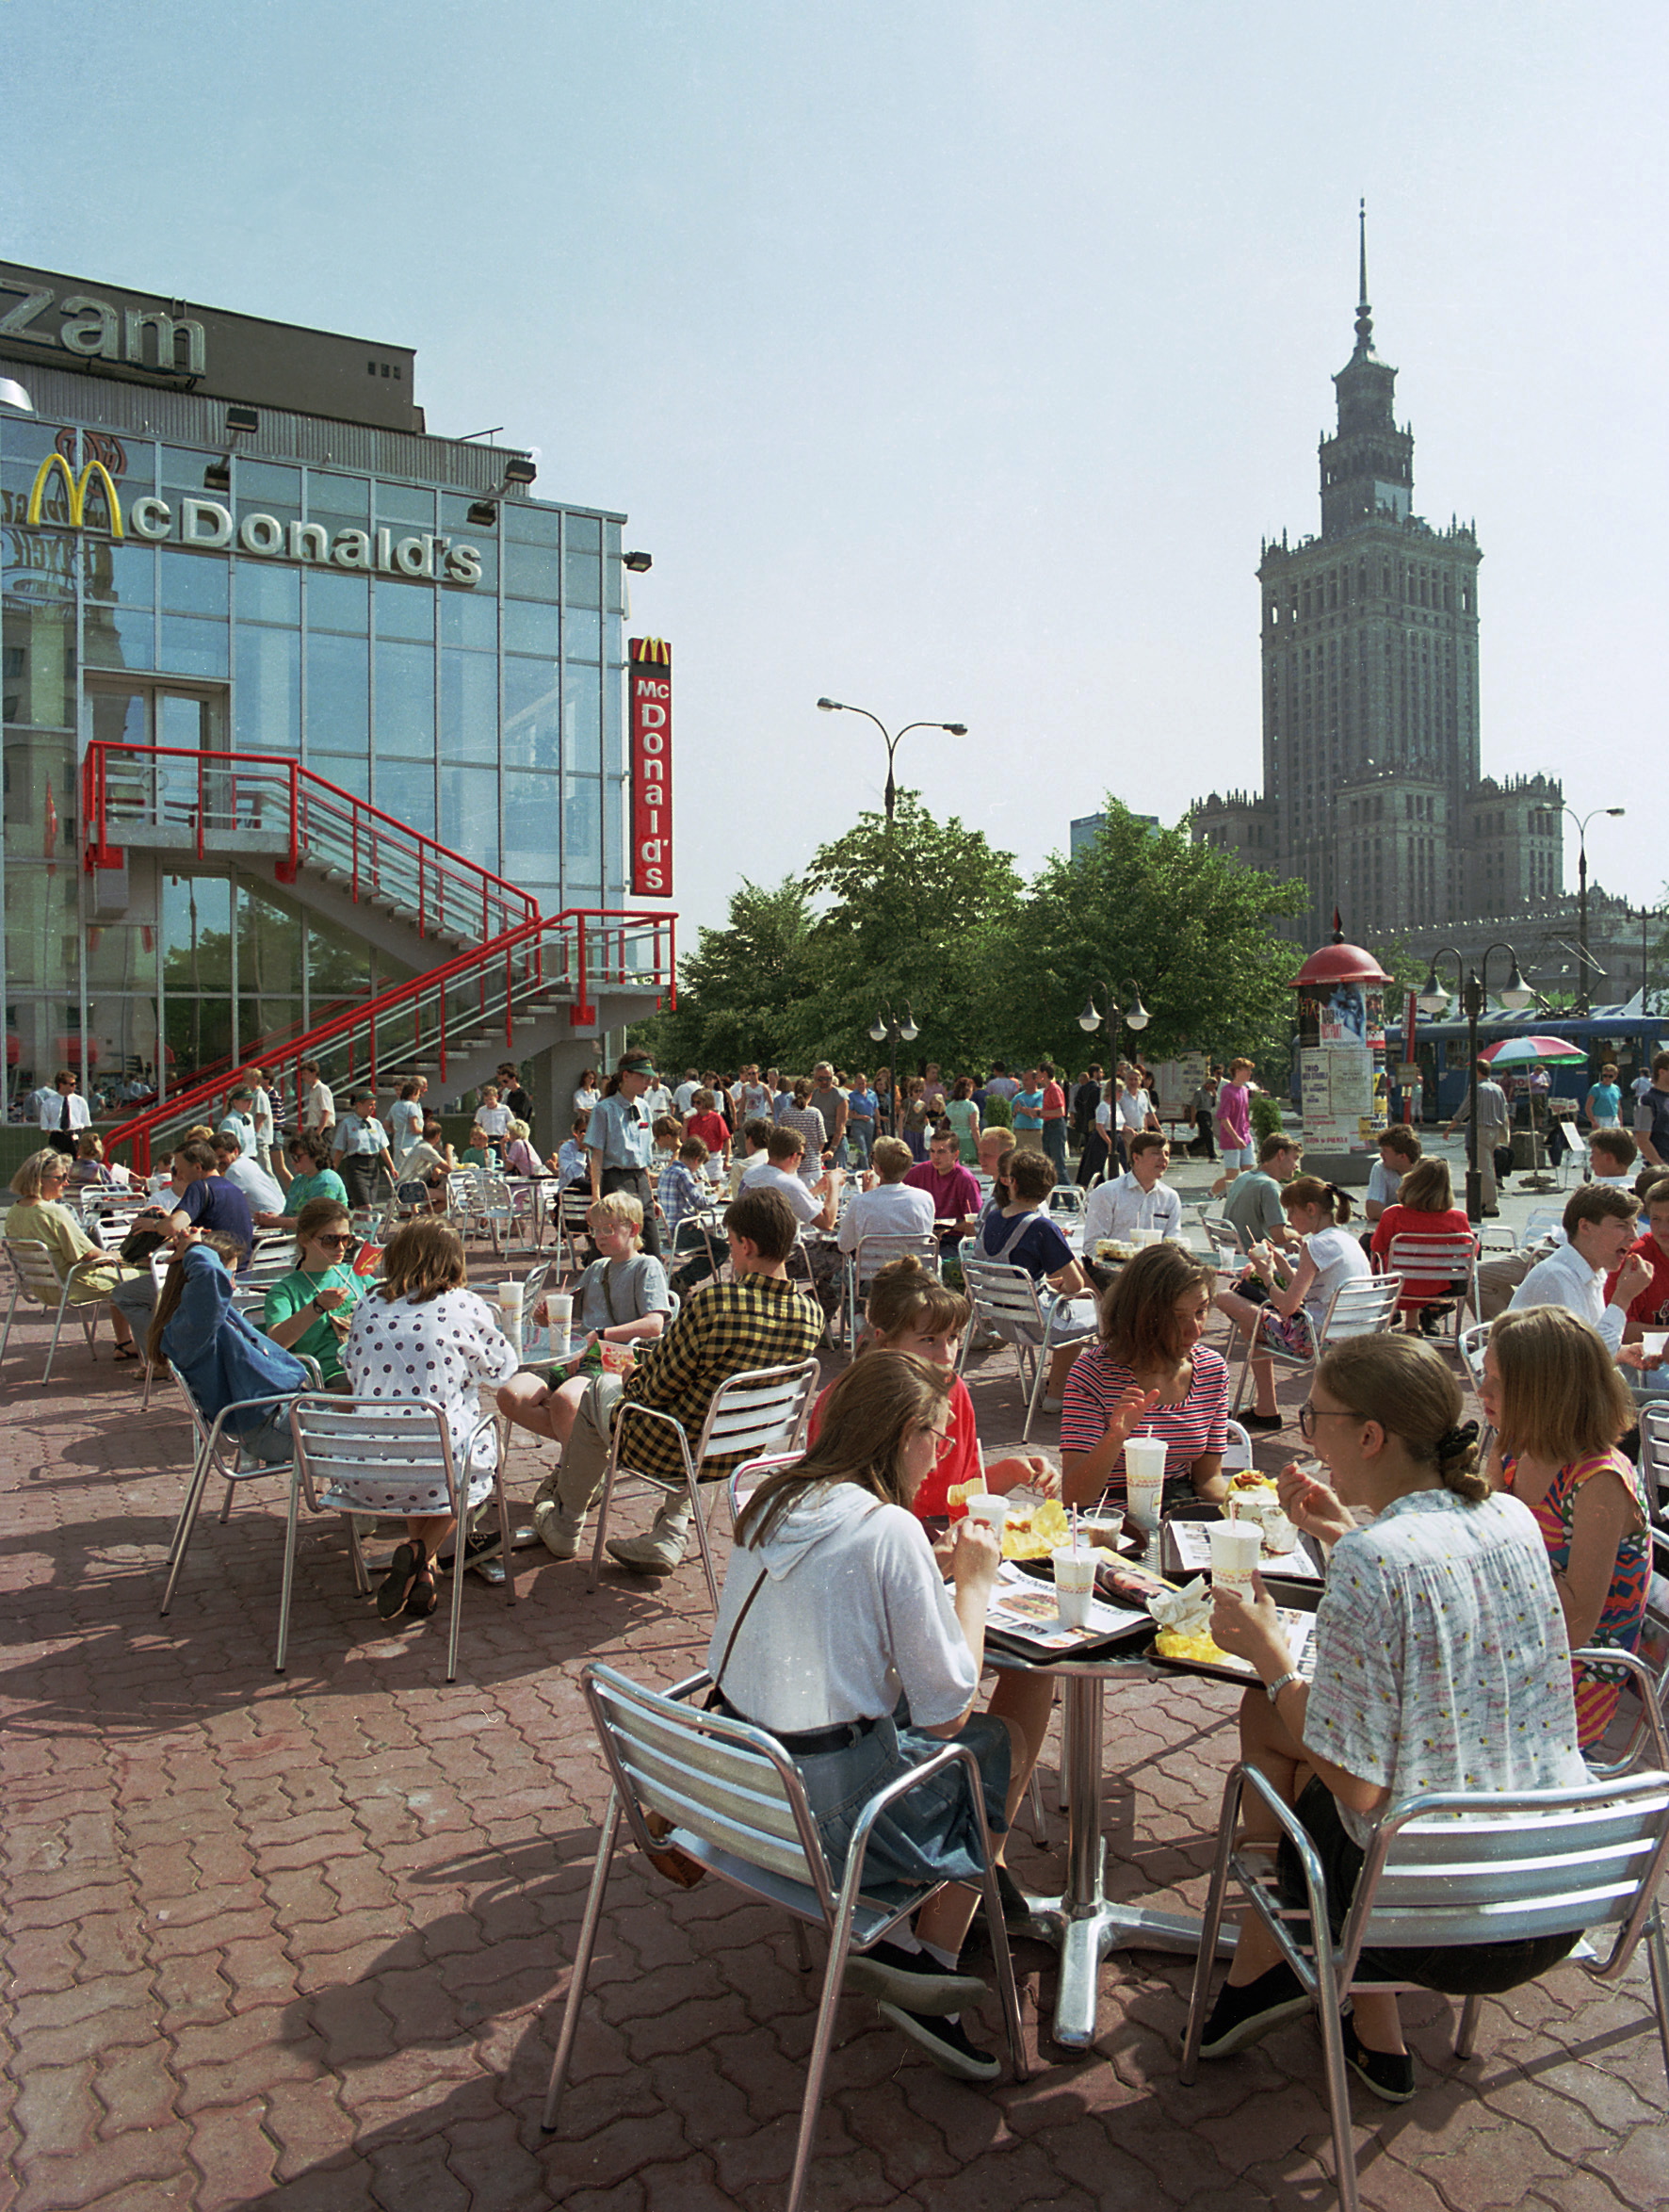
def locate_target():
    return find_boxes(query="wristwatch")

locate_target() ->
[1265,1670,1303,1705]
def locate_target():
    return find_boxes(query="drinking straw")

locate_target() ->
[1070,1507,1079,1555]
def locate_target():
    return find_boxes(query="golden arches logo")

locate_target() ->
[26,452,123,538]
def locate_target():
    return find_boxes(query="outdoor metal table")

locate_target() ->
[997,1644,1234,2050]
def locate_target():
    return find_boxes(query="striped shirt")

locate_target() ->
[1059,1342,1228,1509]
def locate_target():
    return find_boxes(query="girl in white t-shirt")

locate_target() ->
[1215,1177,1370,1427]
[707,1353,1031,2084]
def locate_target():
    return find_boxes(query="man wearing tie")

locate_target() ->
[40,1069,92,1160]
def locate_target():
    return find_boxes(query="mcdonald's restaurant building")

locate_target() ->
[0,259,672,1154]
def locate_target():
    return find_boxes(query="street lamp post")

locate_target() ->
[1418,941,1533,1223]
[1563,805,1627,1016]
[868,1002,919,1136]
[817,699,968,825]
[1077,980,1151,1161]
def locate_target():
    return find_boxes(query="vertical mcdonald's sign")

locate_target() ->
[628,638,672,898]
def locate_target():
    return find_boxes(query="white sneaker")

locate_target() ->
[605,1527,686,1573]
[532,1500,584,1560]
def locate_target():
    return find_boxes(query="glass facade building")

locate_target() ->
[0,269,640,1114]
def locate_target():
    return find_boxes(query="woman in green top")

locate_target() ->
[945,1077,982,1165]
[263,1195,365,1386]
[273,1131,349,1228]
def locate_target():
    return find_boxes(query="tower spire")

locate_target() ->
[1354,197,1373,353]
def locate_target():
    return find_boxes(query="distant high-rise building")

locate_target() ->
[1192,211,1567,959]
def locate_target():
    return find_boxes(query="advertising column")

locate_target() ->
[1289,930,1391,1163]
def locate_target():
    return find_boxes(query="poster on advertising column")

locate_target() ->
[1294,980,1388,1149]
[628,637,672,897]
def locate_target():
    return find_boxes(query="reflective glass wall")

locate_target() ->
[1,406,628,1111]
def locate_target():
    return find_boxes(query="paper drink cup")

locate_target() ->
[498,1280,524,1313]
[1125,1435,1167,1531]
[963,1493,1010,1533]
[1208,1521,1264,1592]
[546,1292,575,1347]
[1052,1547,1096,1628]
[1132,1228,1162,1248]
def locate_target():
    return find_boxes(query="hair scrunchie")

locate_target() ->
[1435,1420,1479,1460]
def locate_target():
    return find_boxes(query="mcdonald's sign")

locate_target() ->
[25,452,123,538]
[628,637,672,898]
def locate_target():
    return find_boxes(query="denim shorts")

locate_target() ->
[793,1703,1012,1904]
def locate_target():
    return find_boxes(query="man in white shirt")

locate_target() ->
[299,1061,335,1139]
[739,1126,841,1230]
[672,1069,703,1115]
[1083,1132,1184,1245]
[212,1130,287,1223]
[1363,1125,1421,1224]
[1507,1183,1651,1357]
[1476,1130,1640,1318]
[641,1073,672,1122]
[38,1068,92,1156]
[838,1136,935,1254]
[246,1065,276,1169]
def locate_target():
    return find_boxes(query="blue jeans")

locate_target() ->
[1043,1120,1068,1178]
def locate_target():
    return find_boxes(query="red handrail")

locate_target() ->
[81,742,539,943]
[101,905,677,1170]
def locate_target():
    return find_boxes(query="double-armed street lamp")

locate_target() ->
[1077,980,1152,1121]
[1562,805,1627,1016]
[1418,942,1533,1223]
[868,1002,919,1136]
[817,699,967,825]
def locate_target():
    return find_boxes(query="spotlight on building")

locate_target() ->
[502,455,538,488]
[466,500,498,529]
[225,405,259,434]
[203,459,232,492]
[623,550,653,574]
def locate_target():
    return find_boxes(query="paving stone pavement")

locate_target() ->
[2,1176,1666,2211]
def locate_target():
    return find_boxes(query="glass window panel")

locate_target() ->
[4,599,75,721]
[234,560,300,626]
[305,632,368,750]
[441,491,495,533]
[452,534,496,593]
[307,750,369,800]
[82,686,148,748]
[440,649,497,764]
[603,665,623,774]
[564,543,601,609]
[375,640,434,752]
[6,530,74,601]
[604,520,624,611]
[375,481,434,527]
[235,995,301,1059]
[238,462,302,507]
[567,514,602,552]
[83,542,154,606]
[82,603,156,672]
[161,870,233,974]
[3,732,74,856]
[439,590,495,651]
[374,756,435,838]
[502,770,563,881]
[3,871,78,997]
[305,472,370,523]
[503,598,557,656]
[235,626,300,753]
[235,880,306,996]
[562,661,601,770]
[564,607,600,660]
[1,417,70,469]
[307,906,374,997]
[161,446,217,492]
[158,614,229,679]
[158,693,216,749]
[440,765,499,867]
[107,438,155,493]
[503,538,559,599]
[558,773,601,878]
[502,662,559,771]
[504,502,560,545]
[160,550,229,616]
[373,580,433,642]
[305,568,369,634]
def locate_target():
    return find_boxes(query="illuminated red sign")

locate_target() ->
[628,637,672,898]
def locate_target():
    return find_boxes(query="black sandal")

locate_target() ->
[376,1542,421,1619]
[403,1560,440,1618]
[112,1342,140,1362]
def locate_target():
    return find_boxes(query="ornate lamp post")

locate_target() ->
[817,699,967,825]
[1077,980,1151,1140]
[868,1002,919,1136]
[1563,805,1626,1016]
[1418,942,1533,1222]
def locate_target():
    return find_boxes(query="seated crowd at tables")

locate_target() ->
[7,1038,1662,2104]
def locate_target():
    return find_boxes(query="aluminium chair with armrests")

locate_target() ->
[1179,1649,1669,2212]
[842,1229,941,1351]
[282,1395,517,1682]
[543,1661,1028,2212]
[0,1236,121,1382]
[1380,1230,1481,1335]
[586,1358,820,1610]
[157,1352,324,1613]
[956,1255,1095,1444]
[1228,1273,1403,1421]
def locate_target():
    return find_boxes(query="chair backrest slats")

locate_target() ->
[6,1240,67,1301]
[618,1734,807,1851]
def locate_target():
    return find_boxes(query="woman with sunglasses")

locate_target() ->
[5,1147,145,1357]
[1195,1334,1588,2105]
[262,1196,365,1388]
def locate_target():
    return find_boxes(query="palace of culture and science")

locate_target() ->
[1192,218,1638,1003]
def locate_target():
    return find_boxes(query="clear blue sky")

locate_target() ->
[6,1,1663,940]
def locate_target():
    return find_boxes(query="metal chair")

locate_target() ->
[0,1236,120,1381]
[157,1355,323,1614]
[556,1186,595,1275]
[587,1359,821,1609]
[1229,1273,1403,1419]
[543,1662,1028,2212]
[842,1229,941,1350]
[1221,1417,1256,1477]
[283,1396,517,1681]
[1381,1230,1481,1333]
[1641,1402,1669,1525]
[957,1256,1096,1443]
[1456,1317,1492,1396]
[1200,1215,1245,1273]
[1179,1651,1669,2212]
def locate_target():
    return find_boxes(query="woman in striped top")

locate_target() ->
[1059,1244,1230,1515]
[1480,1306,1651,1748]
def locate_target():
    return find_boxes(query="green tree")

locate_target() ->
[1007,802,1308,1077]
[630,876,817,1073]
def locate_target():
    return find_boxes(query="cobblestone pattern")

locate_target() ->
[2,1186,1665,2210]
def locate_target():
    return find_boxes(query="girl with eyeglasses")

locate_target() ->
[262,1197,365,1387]
[1195,1334,1589,2104]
